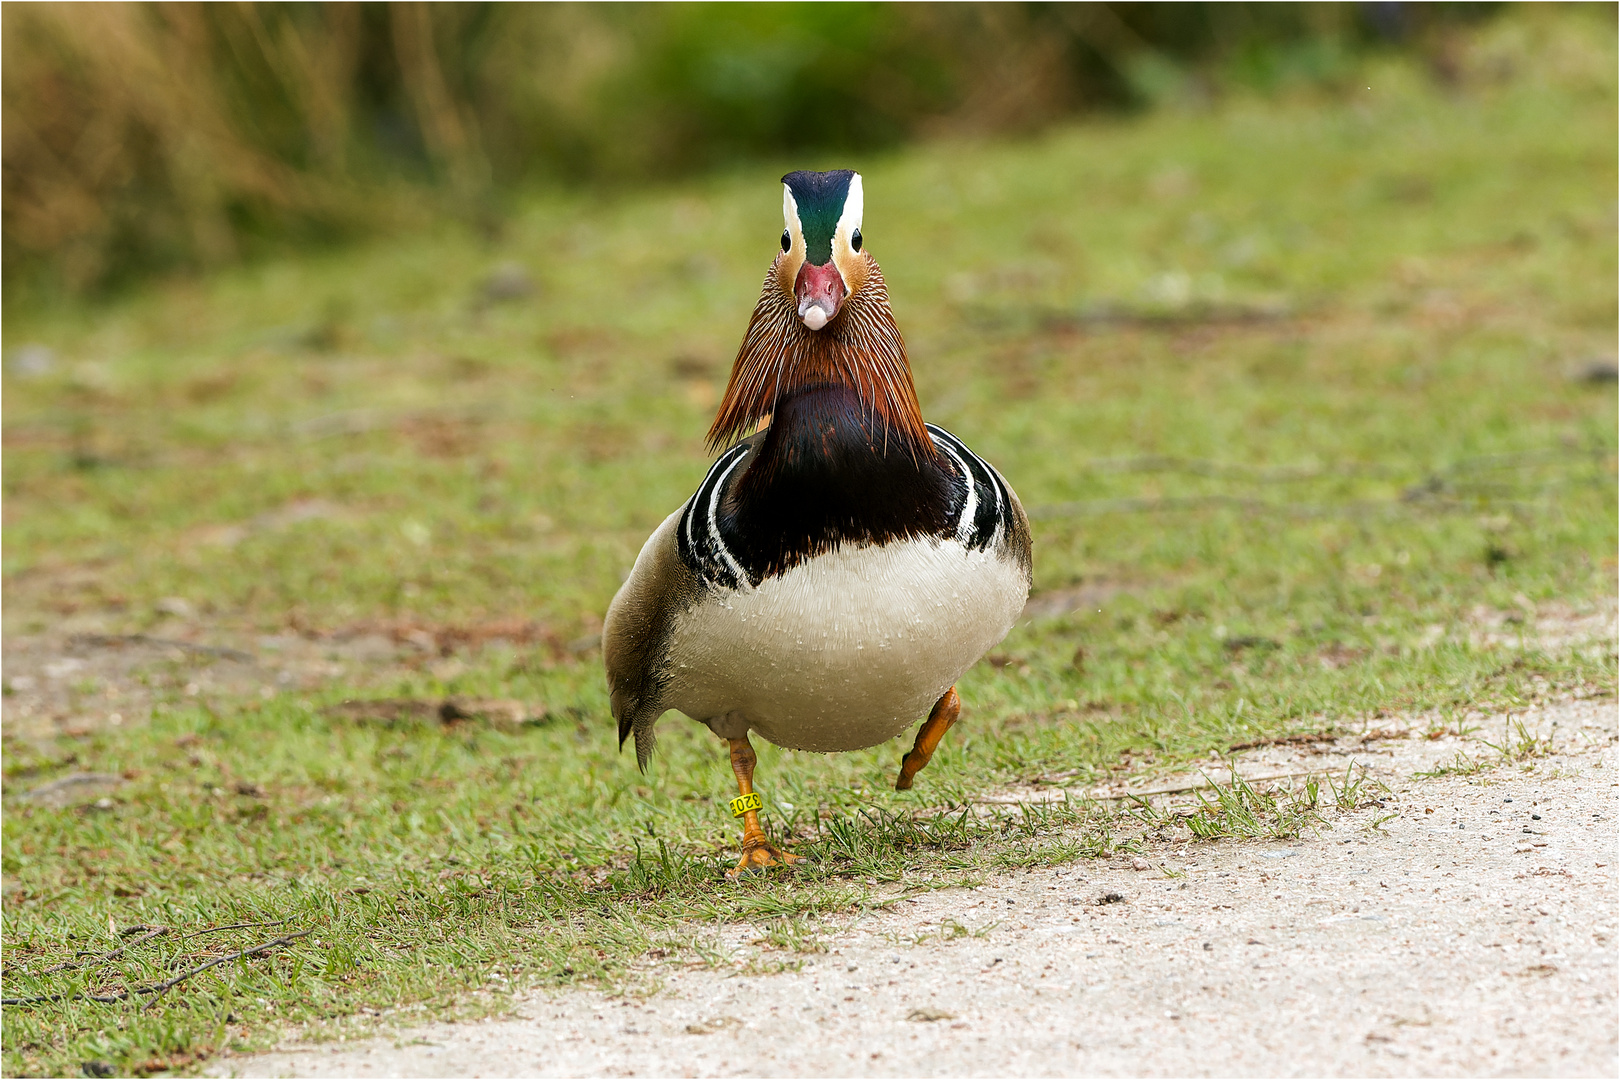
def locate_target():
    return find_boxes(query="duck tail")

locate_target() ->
[633,722,657,773]
[613,698,657,774]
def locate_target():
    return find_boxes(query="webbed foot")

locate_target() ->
[728,840,804,877]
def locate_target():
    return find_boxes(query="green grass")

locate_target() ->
[3,12,1616,1076]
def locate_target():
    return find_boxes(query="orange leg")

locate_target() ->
[726,735,801,876]
[895,687,961,791]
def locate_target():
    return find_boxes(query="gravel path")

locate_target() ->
[212,697,1618,1078]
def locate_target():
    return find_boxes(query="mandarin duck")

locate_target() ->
[604,170,1032,875]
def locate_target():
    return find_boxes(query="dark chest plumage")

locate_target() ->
[677,385,1017,590]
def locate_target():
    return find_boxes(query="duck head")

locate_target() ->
[709,168,927,458]
[777,170,865,331]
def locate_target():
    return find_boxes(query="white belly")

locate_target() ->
[662,536,1028,752]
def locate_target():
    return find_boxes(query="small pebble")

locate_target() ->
[1531,814,1542,820]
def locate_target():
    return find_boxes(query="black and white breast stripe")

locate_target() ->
[676,441,752,592]
[677,426,1015,592]
[927,423,1013,553]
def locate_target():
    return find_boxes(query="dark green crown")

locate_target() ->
[783,170,855,266]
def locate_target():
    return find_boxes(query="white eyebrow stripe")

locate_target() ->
[835,172,863,242]
[782,186,803,248]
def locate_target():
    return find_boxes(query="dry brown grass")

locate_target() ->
[2,2,1500,295]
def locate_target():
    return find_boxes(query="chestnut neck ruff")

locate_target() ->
[707,253,932,461]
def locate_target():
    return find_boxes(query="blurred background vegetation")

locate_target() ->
[2,1,1511,298]
[3,7,1614,1071]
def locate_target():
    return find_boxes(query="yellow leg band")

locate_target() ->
[729,792,763,817]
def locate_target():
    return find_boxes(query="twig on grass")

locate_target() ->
[1,929,310,1008]
[1228,732,1340,752]
[140,929,312,1012]
[183,918,292,938]
[34,926,170,974]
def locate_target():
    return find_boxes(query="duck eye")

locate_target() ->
[780,229,791,253]
[851,228,862,252]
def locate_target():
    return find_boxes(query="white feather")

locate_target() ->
[662,535,1027,753]
[836,173,863,240]
[782,186,802,250]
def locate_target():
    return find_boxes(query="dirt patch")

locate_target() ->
[2,630,274,745]
[972,691,1613,810]
[0,616,580,747]
[210,697,1617,1079]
